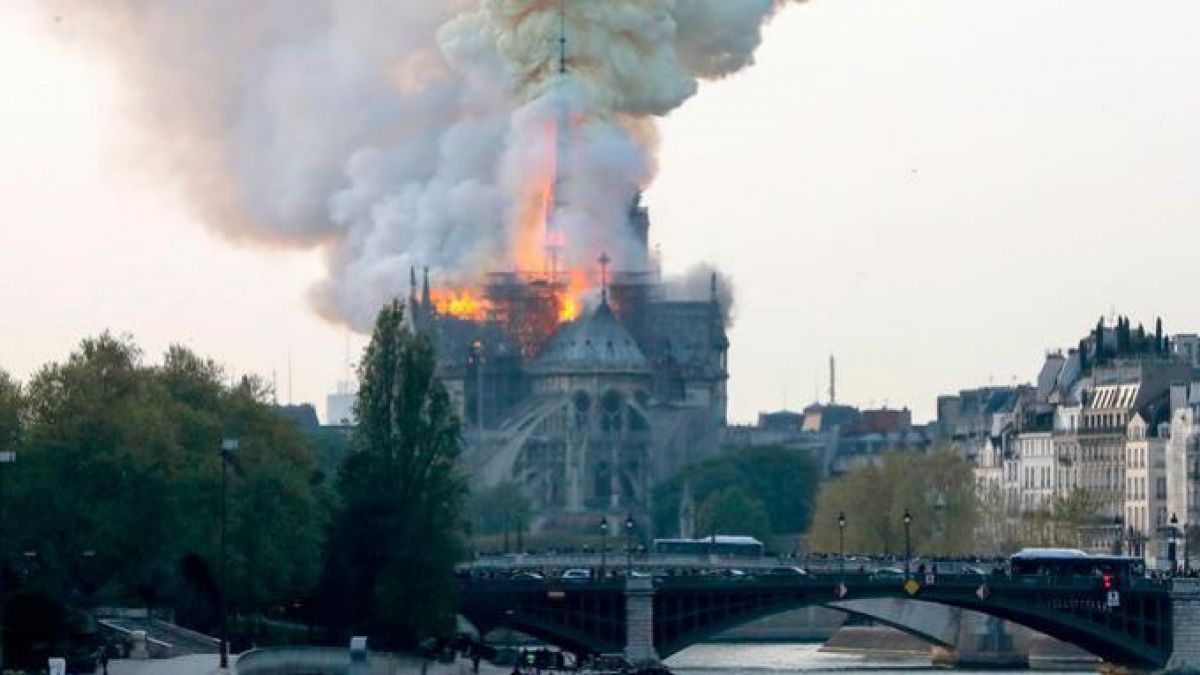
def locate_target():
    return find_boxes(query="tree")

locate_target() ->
[467,482,532,539]
[3,335,326,634]
[696,487,772,544]
[318,300,466,648]
[652,445,819,543]
[808,447,978,556]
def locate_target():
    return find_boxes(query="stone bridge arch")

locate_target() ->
[460,575,1186,670]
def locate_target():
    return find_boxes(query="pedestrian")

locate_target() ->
[99,645,110,675]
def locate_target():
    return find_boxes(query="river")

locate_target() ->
[664,643,1096,675]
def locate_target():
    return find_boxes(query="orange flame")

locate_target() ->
[430,287,487,321]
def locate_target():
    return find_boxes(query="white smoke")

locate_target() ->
[41,0,800,330]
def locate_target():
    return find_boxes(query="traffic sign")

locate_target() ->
[924,572,936,585]
[976,584,990,601]
[1107,590,1120,608]
[834,583,847,599]
[904,579,920,595]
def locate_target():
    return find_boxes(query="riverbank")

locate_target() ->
[818,625,1098,672]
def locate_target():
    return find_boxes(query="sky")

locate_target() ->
[1,0,1198,424]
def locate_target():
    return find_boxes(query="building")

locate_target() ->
[410,202,729,531]
[325,379,356,426]
[728,402,931,479]
[966,316,1198,557]
[1125,412,1168,560]
[1173,334,1200,369]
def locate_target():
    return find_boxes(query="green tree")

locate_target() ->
[4,335,326,634]
[652,445,819,541]
[467,482,532,538]
[696,486,772,544]
[319,300,466,648]
[808,448,978,556]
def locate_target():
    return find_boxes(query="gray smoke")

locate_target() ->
[42,0,800,329]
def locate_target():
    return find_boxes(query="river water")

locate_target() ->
[665,643,1096,675]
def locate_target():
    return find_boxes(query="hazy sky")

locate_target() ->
[2,0,1198,423]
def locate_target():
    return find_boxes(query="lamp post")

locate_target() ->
[1184,522,1191,574]
[219,438,238,671]
[1114,514,1124,556]
[599,517,608,578]
[902,508,913,579]
[1170,513,1180,574]
[624,515,635,575]
[837,512,846,581]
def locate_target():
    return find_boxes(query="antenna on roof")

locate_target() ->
[829,354,837,404]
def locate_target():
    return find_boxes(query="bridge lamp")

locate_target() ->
[599,517,608,578]
[837,512,846,580]
[1170,513,1180,573]
[625,515,635,574]
[902,509,913,578]
[1114,515,1124,556]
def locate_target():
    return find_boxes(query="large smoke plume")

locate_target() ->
[45,0,799,330]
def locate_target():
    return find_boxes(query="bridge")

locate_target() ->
[459,565,1200,673]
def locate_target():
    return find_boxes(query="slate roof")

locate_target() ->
[532,300,651,375]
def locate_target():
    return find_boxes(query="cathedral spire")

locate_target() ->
[544,0,569,279]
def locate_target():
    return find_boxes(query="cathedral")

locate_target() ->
[409,203,728,532]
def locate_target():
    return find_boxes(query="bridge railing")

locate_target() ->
[462,554,997,575]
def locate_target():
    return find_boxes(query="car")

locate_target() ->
[870,567,905,581]
[560,568,592,581]
[512,571,544,581]
[764,566,809,577]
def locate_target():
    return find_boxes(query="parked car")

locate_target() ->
[561,568,592,581]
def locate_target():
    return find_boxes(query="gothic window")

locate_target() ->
[601,390,623,434]
[573,391,591,430]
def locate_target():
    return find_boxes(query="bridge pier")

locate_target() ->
[624,576,660,668]
[1164,579,1200,673]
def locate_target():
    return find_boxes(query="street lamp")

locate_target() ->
[1114,514,1124,556]
[1170,513,1180,574]
[837,512,846,581]
[219,438,238,671]
[902,508,913,579]
[1183,521,1191,574]
[624,515,635,575]
[599,517,609,578]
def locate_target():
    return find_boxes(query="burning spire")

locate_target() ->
[543,0,570,281]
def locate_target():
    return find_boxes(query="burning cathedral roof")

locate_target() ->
[532,298,650,376]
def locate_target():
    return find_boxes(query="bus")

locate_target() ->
[652,536,764,558]
[1009,548,1145,586]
